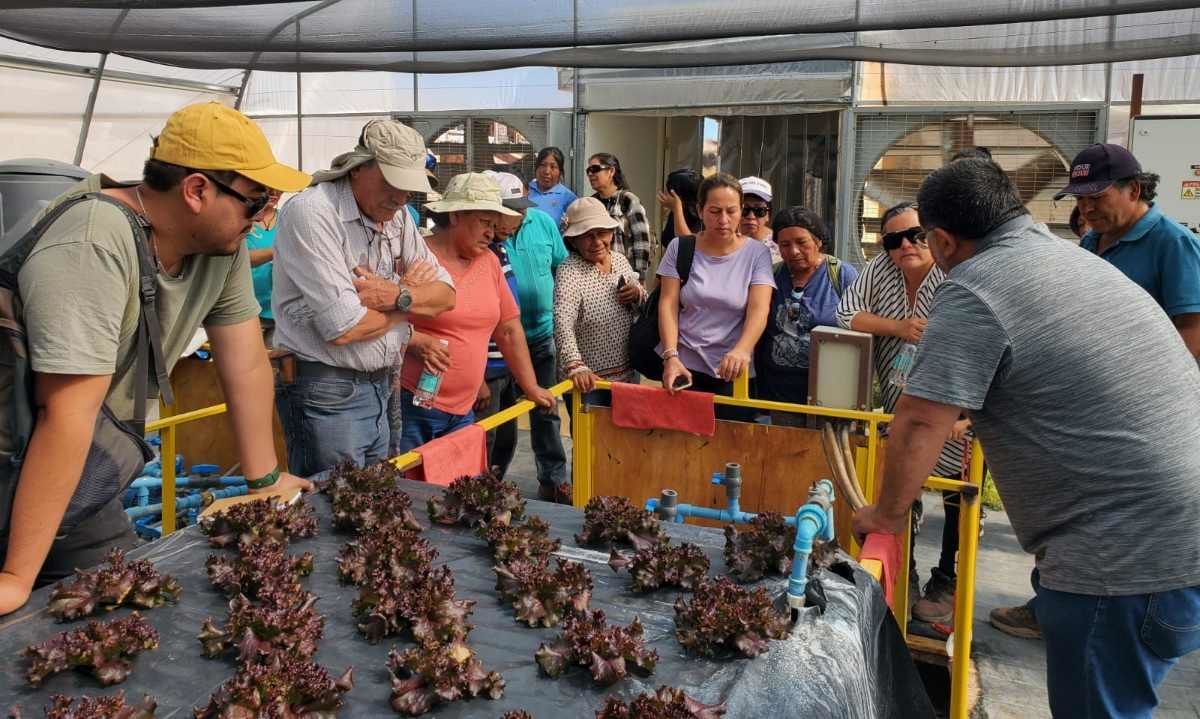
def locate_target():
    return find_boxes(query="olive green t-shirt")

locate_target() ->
[18,174,260,421]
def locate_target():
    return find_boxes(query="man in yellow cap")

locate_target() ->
[0,101,312,615]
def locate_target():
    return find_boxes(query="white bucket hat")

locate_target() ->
[424,173,520,217]
[561,197,621,237]
[310,119,433,193]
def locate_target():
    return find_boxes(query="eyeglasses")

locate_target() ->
[585,164,611,175]
[881,226,928,251]
[741,206,769,218]
[196,170,270,219]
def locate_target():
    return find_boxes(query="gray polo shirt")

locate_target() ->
[906,215,1200,596]
[272,177,452,372]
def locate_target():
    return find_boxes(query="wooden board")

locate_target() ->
[586,408,876,552]
[167,356,290,474]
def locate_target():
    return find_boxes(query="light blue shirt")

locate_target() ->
[528,180,577,226]
[504,208,567,342]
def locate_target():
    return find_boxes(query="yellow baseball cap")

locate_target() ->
[151,102,310,192]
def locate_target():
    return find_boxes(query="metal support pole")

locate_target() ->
[412,0,419,112]
[74,52,108,167]
[295,70,303,170]
[234,70,252,111]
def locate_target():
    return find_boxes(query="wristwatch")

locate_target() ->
[395,286,413,312]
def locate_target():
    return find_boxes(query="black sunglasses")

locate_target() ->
[196,170,270,219]
[881,226,928,251]
[585,164,611,175]
[741,206,769,218]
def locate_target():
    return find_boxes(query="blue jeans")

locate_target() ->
[1033,569,1200,718]
[275,373,390,478]
[395,389,476,453]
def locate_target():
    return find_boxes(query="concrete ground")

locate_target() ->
[505,431,1200,718]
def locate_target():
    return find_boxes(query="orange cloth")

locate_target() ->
[860,533,902,608]
[409,424,488,486]
[610,381,716,436]
[400,250,520,415]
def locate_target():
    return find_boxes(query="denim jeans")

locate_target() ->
[395,389,476,453]
[526,336,567,488]
[276,373,390,478]
[1033,569,1200,718]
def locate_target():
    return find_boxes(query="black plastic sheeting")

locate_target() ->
[1,477,934,718]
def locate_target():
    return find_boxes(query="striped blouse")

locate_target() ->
[836,253,969,478]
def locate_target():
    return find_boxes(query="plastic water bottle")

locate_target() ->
[412,339,449,408]
[888,342,918,389]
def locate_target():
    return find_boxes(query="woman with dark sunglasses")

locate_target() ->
[753,207,857,419]
[738,176,782,264]
[587,152,652,282]
[836,200,972,628]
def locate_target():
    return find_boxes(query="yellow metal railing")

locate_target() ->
[145,402,228,536]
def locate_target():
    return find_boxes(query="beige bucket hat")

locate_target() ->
[310,119,432,193]
[424,173,520,217]
[561,196,621,237]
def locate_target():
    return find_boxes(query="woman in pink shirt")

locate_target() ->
[398,173,556,452]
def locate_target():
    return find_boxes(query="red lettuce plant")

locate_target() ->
[198,585,324,664]
[198,497,318,549]
[205,543,314,599]
[325,462,422,534]
[387,641,504,716]
[18,692,159,719]
[595,686,727,719]
[483,515,560,565]
[427,472,525,529]
[23,612,159,688]
[673,577,789,658]
[47,548,181,621]
[575,496,664,548]
[193,655,353,718]
[500,712,533,719]
[535,609,657,686]
[353,564,474,647]
[608,538,709,593]
[722,512,795,583]
[337,524,437,587]
[493,557,592,628]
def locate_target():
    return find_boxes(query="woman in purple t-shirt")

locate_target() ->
[657,173,775,419]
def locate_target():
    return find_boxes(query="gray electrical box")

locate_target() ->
[0,158,89,252]
[1129,116,1200,235]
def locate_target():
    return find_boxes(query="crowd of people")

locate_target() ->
[0,101,1197,718]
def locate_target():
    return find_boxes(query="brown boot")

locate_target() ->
[537,482,572,505]
[912,567,955,624]
[989,602,1042,639]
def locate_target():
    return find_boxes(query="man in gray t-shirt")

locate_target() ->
[853,158,1200,717]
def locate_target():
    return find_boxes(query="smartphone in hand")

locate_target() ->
[671,375,692,391]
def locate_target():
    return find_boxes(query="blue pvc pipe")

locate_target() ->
[786,480,836,609]
[124,485,247,520]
